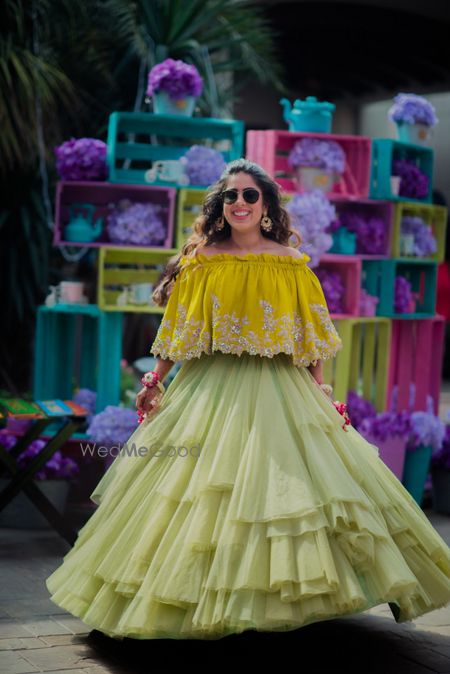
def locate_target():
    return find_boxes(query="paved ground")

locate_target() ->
[1,511,450,674]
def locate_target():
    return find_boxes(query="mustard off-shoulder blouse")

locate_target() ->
[150,252,343,367]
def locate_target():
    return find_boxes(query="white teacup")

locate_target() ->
[59,281,85,303]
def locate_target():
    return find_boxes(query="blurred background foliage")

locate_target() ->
[0,0,283,392]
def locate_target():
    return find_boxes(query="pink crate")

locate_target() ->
[54,181,176,249]
[246,130,371,198]
[315,254,361,318]
[387,315,445,414]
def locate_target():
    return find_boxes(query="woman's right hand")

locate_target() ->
[136,386,162,418]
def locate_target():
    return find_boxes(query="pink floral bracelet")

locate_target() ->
[137,371,165,424]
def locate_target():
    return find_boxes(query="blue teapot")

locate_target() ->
[65,203,103,243]
[280,96,335,133]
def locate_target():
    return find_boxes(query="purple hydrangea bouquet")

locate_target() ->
[392,159,429,200]
[180,145,226,186]
[86,406,139,446]
[388,93,438,145]
[0,433,79,481]
[288,138,346,194]
[106,200,167,246]
[314,268,345,314]
[400,215,437,257]
[394,275,419,314]
[55,138,108,181]
[336,211,387,255]
[146,58,203,116]
[286,190,335,267]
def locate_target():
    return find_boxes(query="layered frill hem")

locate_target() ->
[46,353,450,640]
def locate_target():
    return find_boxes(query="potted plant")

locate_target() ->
[400,215,437,258]
[180,145,226,186]
[388,93,438,146]
[431,425,450,514]
[0,433,79,529]
[391,158,430,200]
[402,410,446,505]
[288,137,346,193]
[285,190,335,267]
[106,200,167,246]
[146,58,203,117]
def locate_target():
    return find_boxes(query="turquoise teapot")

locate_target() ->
[280,96,335,133]
[65,203,103,243]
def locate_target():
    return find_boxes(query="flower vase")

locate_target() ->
[396,121,433,147]
[0,478,70,529]
[363,433,407,480]
[295,166,335,193]
[402,444,433,505]
[153,91,196,117]
[431,467,450,515]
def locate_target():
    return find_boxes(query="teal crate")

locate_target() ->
[33,304,123,413]
[107,112,244,186]
[370,139,433,202]
[362,258,437,318]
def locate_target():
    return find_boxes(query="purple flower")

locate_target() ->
[86,406,139,446]
[360,411,412,443]
[388,93,438,127]
[288,138,346,174]
[346,391,377,430]
[401,215,437,257]
[0,433,79,480]
[106,200,167,246]
[180,145,226,186]
[147,59,203,100]
[73,388,97,424]
[286,190,335,267]
[408,411,445,452]
[359,288,379,316]
[394,275,415,313]
[338,212,387,255]
[315,268,345,314]
[392,159,429,199]
[54,138,107,181]
[432,426,450,470]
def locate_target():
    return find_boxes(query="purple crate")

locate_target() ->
[54,181,176,249]
[330,197,393,257]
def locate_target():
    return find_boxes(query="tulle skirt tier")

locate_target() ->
[46,352,450,640]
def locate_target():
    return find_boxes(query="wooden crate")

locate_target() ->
[316,254,362,318]
[362,258,437,318]
[246,129,371,197]
[370,139,433,202]
[107,112,244,186]
[98,247,178,313]
[54,181,176,249]
[175,188,208,249]
[387,315,445,414]
[322,317,391,412]
[391,201,447,263]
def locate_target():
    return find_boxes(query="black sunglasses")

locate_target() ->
[221,188,261,204]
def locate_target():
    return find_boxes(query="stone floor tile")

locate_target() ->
[0,650,38,673]
[19,617,73,637]
[15,644,97,671]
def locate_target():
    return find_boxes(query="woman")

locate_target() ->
[46,159,450,640]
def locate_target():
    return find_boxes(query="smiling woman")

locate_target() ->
[46,159,450,641]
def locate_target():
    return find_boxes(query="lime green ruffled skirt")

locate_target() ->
[46,352,450,640]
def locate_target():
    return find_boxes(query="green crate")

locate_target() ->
[392,201,447,263]
[107,112,244,186]
[98,247,178,313]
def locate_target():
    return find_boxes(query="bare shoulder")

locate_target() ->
[194,243,228,257]
[275,246,304,259]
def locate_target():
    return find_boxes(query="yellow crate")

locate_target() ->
[98,247,178,313]
[322,317,391,411]
[392,202,447,263]
[175,188,208,248]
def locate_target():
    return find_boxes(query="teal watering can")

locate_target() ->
[65,203,103,243]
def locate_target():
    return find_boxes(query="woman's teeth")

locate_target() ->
[233,210,250,216]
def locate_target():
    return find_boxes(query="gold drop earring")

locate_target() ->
[260,211,272,232]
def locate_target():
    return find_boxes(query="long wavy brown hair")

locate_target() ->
[152,158,302,307]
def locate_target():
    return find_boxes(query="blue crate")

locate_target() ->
[370,139,433,202]
[362,258,437,318]
[107,112,244,186]
[33,304,123,413]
